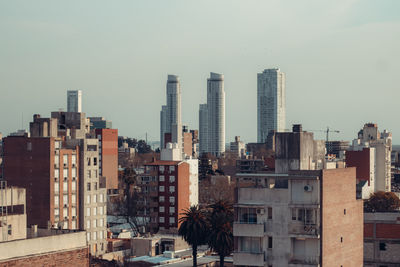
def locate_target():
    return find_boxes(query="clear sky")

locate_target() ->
[1,0,400,143]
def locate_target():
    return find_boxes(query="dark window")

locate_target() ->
[344,209,346,215]
[268,207,273,220]
[341,237,343,243]
[268,236,273,249]
[7,225,12,235]
[379,242,386,251]
[94,157,97,166]
[275,179,288,189]
[87,183,91,191]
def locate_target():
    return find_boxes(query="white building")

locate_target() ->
[199,72,225,157]
[257,69,285,143]
[160,75,182,149]
[67,90,82,113]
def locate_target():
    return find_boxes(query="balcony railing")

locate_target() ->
[289,223,319,238]
[233,222,264,237]
[289,256,319,266]
[233,251,264,267]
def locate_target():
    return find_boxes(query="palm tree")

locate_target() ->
[178,205,208,267]
[207,201,234,267]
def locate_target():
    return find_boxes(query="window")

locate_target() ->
[72,220,76,230]
[54,182,59,193]
[7,225,12,235]
[341,237,343,243]
[344,209,346,215]
[72,181,76,191]
[72,154,76,165]
[87,170,91,178]
[54,169,59,178]
[291,208,297,220]
[63,169,68,178]
[55,141,60,149]
[87,183,91,191]
[87,207,91,216]
[99,218,103,227]
[63,207,68,217]
[169,176,175,183]
[268,236,273,249]
[99,206,103,215]
[379,242,386,251]
[169,186,175,193]
[63,195,68,205]
[63,181,68,192]
[55,155,59,166]
[159,206,165,213]
[239,237,261,253]
[94,170,98,178]
[72,168,77,178]
[99,194,104,203]
[71,194,76,204]
[238,207,257,224]
[94,182,98,190]
[93,207,97,216]
[93,231,97,241]
[87,195,91,204]
[275,179,288,188]
[87,232,90,242]
[159,186,165,192]
[100,231,103,240]
[268,207,272,220]
[169,217,175,224]
[72,207,77,217]
[63,155,68,165]
[159,217,165,223]
[93,219,97,228]
[159,196,165,202]
[87,220,91,229]
[159,175,165,182]
[170,166,175,172]
[88,157,91,166]
[94,157,97,166]
[54,208,59,216]
[169,196,175,204]
[169,207,175,213]
[63,221,68,229]
[55,195,59,206]
[93,194,97,203]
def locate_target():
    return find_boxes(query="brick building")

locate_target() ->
[364,212,400,266]
[95,128,118,192]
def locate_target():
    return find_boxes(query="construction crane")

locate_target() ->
[307,127,340,143]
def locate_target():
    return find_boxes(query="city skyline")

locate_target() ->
[1,1,400,144]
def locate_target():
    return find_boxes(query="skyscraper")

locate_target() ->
[257,68,285,143]
[67,90,82,113]
[199,72,225,156]
[160,75,182,149]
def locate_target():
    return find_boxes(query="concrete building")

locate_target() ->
[364,212,400,266]
[160,75,182,149]
[67,90,82,113]
[0,183,26,242]
[233,126,363,266]
[199,104,208,155]
[326,140,349,159]
[0,227,88,266]
[346,147,376,199]
[257,68,285,143]
[230,136,246,158]
[350,123,392,192]
[89,117,112,129]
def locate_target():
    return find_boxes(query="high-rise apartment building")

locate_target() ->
[257,68,285,143]
[160,75,182,149]
[233,126,363,266]
[67,90,82,113]
[199,72,225,156]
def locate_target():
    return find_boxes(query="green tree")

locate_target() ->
[207,201,234,267]
[178,205,208,267]
[364,191,400,212]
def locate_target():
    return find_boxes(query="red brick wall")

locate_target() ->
[321,167,364,267]
[95,129,118,190]
[183,132,192,156]
[376,223,400,239]
[0,247,89,267]
[346,148,371,183]
[364,223,373,238]
[177,162,190,228]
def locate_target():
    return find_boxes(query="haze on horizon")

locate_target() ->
[1,0,400,144]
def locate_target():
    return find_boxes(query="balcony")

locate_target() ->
[233,222,264,237]
[233,251,264,266]
[289,223,319,238]
[289,256,319,266]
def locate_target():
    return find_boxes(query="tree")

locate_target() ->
[364,191,400,212]
[207,201,234,267]
[137,140,152,154]
[178,206,208,267]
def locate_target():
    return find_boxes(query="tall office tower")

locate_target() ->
[257,68,286,143]
[67,90,82,113]
[160,75,182,148]
[198,104,208,154]
[206,72,225,156]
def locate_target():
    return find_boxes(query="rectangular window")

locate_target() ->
[99,194,104,203]
[54,208,59,216]
[93,219,97,228]
[63,221,68,229]
[63,195,68,205]
[72,194,76,204]
[99,218,103,227]
[99,206,103,215]
[87,207,91,216]
[159,196,165,202]
[169,207,175,214]
[55,195,59,206]
[72,181,76,191]
[72,168,77,178]
[292,208,297,220]
[63,169,68,178]
[169,176,175,183]
[87,170,91,178]
[54,182,59,193]
[159,186,165,192]
[93,194,97,203]
[94,170,98,178]
[94,182,98,190]
[159,166,164,172]
[72,220,76,230]
[268,236,273,249]
[63,207,68,217]
[170,166,175,172]
[94,157,97,166]
[268,207,273,220]
[55,141,60,149]
[159,206,165,212]
[63,181,68,192]
[169,186,175,193]
[93,207,97,216]
[87,195,91,204]
[93,231,97,241]
[169,196,175,203]
[159,175,165,182]
[55,155,59,167]
[72,154,76,165]
[88,157,91,166]
[87,232,90,242]
[99,230,103,240]
[87,183,91,191]
[54,169,59,178]
[170,217,175,224]
[159,217,165,223]
[63,155,68,165]
[72,207,77,217]
[7,225,12,235]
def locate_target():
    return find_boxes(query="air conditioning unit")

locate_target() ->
[304,185,313,192]
[72,216,76,219]
[256,208,265,214]
[54,178,59,182]
[64,204,68,208]
[64,177,67,181]
[72,164,76,167]
[63,163,67,167]
[54,164,59,169]
[64,216,68,220]
[72,177,76,181]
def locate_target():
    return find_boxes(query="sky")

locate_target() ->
[1,0,400,144]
